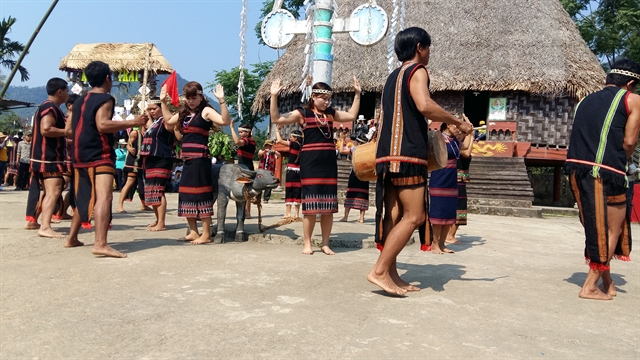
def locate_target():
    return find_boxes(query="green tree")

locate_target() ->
[0,17,29,82]
[254,0,305,45]
[0,111,21,134]
[560,0,640,68]
[207,61,275,128]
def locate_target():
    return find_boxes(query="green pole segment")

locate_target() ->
[0,0,60,98]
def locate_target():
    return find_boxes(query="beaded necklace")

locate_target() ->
[442,131,460,159]
[314,111,332,139]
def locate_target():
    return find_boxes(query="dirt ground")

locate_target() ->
[0,190,638,359]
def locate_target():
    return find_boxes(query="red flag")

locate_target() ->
[162,70,179,106]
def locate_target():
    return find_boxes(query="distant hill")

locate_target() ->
[3,72,268,131]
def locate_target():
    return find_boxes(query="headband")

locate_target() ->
[610,69,640,80]
[238,125,252,131]
[148,99,162,104]
[183,90,203,95]
[291,132,302,137]
[312,89,333,96]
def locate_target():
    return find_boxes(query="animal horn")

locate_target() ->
[240,168,256,177]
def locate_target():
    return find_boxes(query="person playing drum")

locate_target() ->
[369,27,472,296]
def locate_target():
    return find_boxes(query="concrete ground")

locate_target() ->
[0,190,638,359]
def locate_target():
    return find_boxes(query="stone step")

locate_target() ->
[468,197,533,208]
[536,206,579,217]
[468,204,542,218]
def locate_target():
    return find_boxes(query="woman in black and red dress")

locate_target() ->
[270,78,361,255]
[140,97,176,232]
[161,82,230,245]
[275,126,303,219]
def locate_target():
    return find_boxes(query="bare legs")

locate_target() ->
[92,173,126,258]
[431,224,454,254]
[181,217,212,244]
[301,213,334,255]
[147,195,167,232]
[37,178,65,238]
[446,224,462,244]
[340,208,351,222]
[368,184,425,296]
[579,203,625,300]
[116,176,136,213]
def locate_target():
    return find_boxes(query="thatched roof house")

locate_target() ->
[253,0,604,114]
[59,43,173,74]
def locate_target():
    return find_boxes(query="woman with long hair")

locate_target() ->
[161,82,230,244]
[275,125,303,219]
[270,78,361,255]
[429,121,472,254]
[140,96,176,232]
[369,27,472,296]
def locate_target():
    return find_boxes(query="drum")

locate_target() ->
[427,130,447,172]
[352,141,377,182]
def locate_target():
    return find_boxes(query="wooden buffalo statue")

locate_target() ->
[211,164,279,243]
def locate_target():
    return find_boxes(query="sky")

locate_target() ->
[0,0,283,88]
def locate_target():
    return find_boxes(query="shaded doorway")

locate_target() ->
[464,91,490,127]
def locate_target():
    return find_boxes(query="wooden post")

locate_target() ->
[552,166,562,206]
[141,43,151,108]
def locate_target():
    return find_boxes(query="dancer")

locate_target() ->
[275,125,302,218]
[369,27,472,296]
[429,120,472,254]
[270,77,361,255]
[116,119,149,213]
[341,136,369,223]
[257,140,280,203]
[564,59,640,300]
[447,134,473,244]
[24,78,69,237]
[53,93,81,221]
[140,96,175,232]
[162,82,230,244]
[231,121,256,216]
[64,60,148,257]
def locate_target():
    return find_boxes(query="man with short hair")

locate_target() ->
[565,59,640,300]
[64,61,147,257]
[24,78,69,236]
[15,132,32,190]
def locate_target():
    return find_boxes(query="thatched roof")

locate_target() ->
[253,0,605,113]
[59,43,173,74]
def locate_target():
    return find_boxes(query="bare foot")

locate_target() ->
[190,235,211,245]
[431,245,444,255]
[147,221,158,228]
[579,287,613,300]
[147,225,167,232]
[115,208,126,213]
[64,238,84,248]
[245,214,252,219]
[92,246,127,258]
[445,238,462,245]
[357,219,365,223]
[302,246,314,255]
[321,246,335,255]
[61,213,73,220]
[24,222,40,230]
[442,246,455,253]
[600,274,617,297]
[367,271,407,296]
[390,271,420,292]
[177,231,200,242]
[141,206,153,211]
[339,217,348,222]
[37,228,66,238]
[50,217,61,224]
[281,215,291,219]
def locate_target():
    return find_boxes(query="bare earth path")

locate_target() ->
[0,191,638,358]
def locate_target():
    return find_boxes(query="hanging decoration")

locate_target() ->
[387,0,400,73]
[400,0,406,30]
[299,0,316,102]
[237,0,249,120]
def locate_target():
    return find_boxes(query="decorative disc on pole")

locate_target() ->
[349,4,389,46]
[261,9,296,49]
